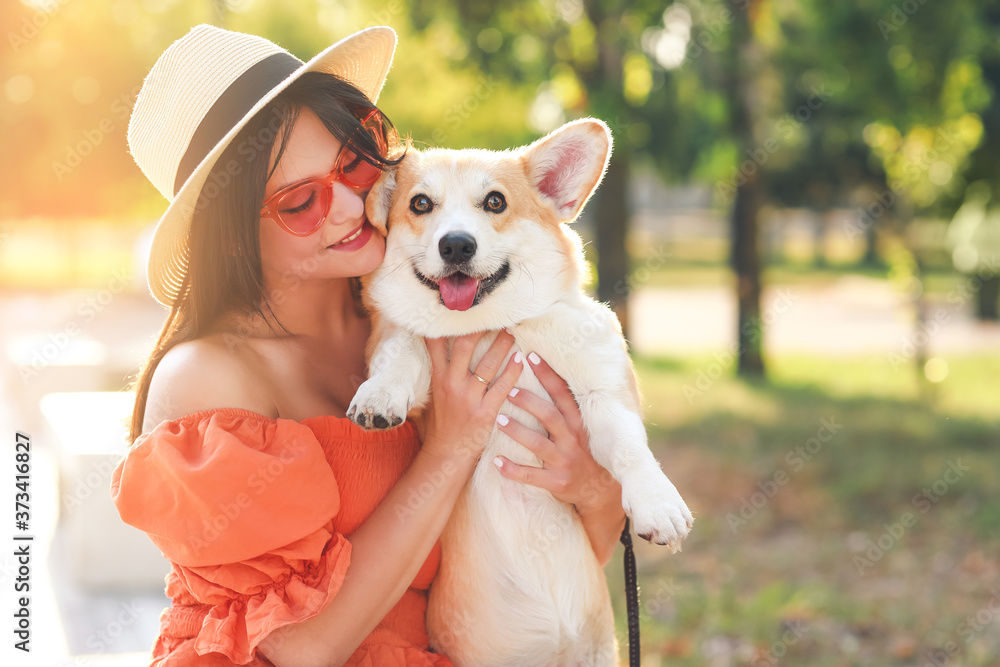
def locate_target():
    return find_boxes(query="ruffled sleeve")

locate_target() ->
[111,408,352,664]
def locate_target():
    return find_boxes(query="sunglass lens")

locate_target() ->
[339,148,382,187]
[275,181,330,234]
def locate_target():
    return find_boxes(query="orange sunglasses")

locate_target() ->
[260,108,388,236]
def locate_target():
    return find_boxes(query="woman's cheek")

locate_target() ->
[259,225,312,279]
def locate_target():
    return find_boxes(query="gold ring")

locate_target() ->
[472,373,489,385]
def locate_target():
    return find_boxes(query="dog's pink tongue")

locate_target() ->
[439,274,480,311]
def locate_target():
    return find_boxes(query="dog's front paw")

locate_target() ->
[622,474,694,553]
[348,379,411,430]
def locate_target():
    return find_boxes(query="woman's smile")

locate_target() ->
[328,220,375,251]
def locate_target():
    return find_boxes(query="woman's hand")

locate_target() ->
[419,330,523,463]
[492,352,626,565]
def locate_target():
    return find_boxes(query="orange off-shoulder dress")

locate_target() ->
[110,407,453,666]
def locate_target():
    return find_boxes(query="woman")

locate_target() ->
[112,24,626,666]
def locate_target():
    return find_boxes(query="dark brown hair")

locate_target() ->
[129,72,400,442]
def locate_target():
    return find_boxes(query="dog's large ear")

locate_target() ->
[522,118,612,223]
[365,146,409,235]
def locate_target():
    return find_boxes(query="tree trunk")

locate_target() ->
[582,0,631,340]
[594,152,631,338]
[813,210,828,268]
[728,0,766,376]
[731,174,766,375]
[975,274,1000,320]
[863,220,880,266]
[912,256,930,393]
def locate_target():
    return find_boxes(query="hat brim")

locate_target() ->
[145,26,396,307]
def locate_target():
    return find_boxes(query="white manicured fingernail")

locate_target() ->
[493,456,504,469]
[528,352,541,365]
[508,387,519,397]
[496,414,509,426]
[513,352,523,364]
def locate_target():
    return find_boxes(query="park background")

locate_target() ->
[1,0,999,665]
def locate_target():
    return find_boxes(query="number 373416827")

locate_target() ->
[15,433,30,531]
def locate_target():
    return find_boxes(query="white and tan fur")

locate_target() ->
[351,119,693,666]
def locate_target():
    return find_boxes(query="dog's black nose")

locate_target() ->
[439,232,477,264]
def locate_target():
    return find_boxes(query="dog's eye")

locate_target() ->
[410,194,433,215]
[484,191,506,213]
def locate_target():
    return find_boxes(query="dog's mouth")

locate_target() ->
[414,262,510,311]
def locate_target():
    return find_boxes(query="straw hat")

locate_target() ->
[127,24,396,306]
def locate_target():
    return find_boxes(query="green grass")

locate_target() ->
[605,353,1000,665]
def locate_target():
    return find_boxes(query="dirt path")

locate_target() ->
[630,276,1000,356]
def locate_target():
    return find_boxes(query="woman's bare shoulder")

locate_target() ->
[143,335,276,431]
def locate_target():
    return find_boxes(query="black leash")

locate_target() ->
[620,517,640,667]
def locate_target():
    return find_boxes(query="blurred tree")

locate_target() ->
[397,0,774,374]
[665,0,993,369]
[7,0,998,332]
[728,0,990,273]
[640,0,778,376]
[761,3,894,268]
[953,2,1000,320]
[947,184,1000,320]
[724,0,766,375]
[0,0,223,221]
[0,0,537,221]
[853,0,990,349]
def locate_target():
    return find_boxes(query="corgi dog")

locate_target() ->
[350,118,693,666]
